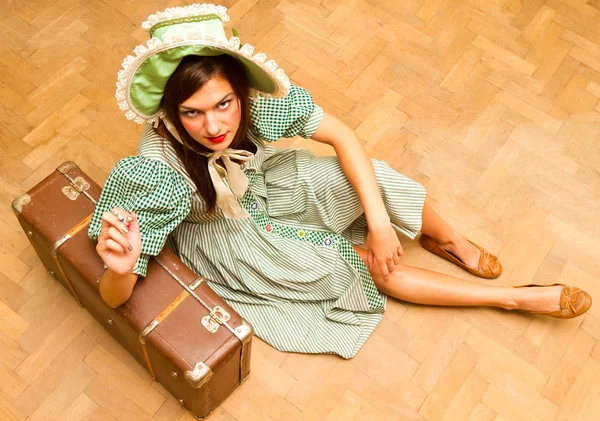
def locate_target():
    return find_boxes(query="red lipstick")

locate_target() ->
[206,133,227,144]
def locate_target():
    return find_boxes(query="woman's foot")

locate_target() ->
[512,284,592,319]
[436,235,480,270]
[511,285,563,312]
[419,234,503,279]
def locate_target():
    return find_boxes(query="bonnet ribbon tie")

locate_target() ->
[202,149,254,219]
[159,116,254,218]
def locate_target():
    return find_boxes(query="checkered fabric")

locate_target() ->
[88,157,192,275]
[249,84,322,141]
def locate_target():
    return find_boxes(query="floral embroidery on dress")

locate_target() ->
[238,177,384,313]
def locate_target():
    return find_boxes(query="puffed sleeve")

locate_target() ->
[249,84,324,142]
[88,156,192,277]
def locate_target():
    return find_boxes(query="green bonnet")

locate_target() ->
[116,3,290,125]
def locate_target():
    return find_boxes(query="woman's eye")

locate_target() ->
[182,110,198,117]
[217,100,231,110]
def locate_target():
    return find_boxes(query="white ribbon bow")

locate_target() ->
[160,116,254,219]
[202,149,254,219]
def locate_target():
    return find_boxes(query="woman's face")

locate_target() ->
[178,76,241,151]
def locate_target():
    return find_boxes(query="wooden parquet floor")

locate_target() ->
[1,0,600,420]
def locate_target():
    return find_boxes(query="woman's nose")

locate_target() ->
[205,113,220,136]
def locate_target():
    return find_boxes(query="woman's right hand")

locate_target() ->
[96,208,142,275]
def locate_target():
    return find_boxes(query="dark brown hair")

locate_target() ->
[158,54,256,212]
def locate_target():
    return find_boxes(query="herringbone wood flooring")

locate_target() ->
[2,0,600,420]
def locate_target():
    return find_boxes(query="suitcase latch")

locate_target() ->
[62,176,90,200]
[201,306,230,333]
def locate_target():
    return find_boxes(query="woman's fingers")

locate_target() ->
[377,256,390,280]
[125,211,140,235]
[386,259,395,275]
[392,253,400,266]
[96,208,141,277]
[110,207,133,223]
[101,210,125,227]
[376,252,399,281]
[101,226,132,253]
[97,238,128,255]
[100,209,139,250]
[101,208,133,235]
[380,254,394,276]
[367,252,374,269]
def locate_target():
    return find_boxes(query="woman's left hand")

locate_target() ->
[366,223,403,282]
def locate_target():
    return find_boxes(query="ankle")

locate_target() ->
[428,231,460,248]
[502,290,519,310]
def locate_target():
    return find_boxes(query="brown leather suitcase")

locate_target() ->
[12,161,253,419]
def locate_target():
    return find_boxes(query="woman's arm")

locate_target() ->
[89,156,191,307]
[96,208,142,308]
[311,112,402,280]
[99,271,139,308]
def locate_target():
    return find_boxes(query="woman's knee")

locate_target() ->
[352,245,408,289]
[371,262,411,293]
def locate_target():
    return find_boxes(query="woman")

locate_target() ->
[90,4,591,359]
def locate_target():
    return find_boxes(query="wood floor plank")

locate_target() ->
[28,361,96,421]
[2,1,600,420]
[16,307,92,383]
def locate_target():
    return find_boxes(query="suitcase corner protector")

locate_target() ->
[233,320,253,345]
[184,361,213,389]
[12,193,31,215]
[57,161,78,174]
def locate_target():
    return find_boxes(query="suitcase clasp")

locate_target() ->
[62,186,79,200]
[201,306,230,333]
[62,176,90,201]
[73,176,90,192]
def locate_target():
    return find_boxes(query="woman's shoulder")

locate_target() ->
[110,124,190,190]
[132,124,196,188]
[137,124,178,162]
[248,84,318,142]
[248,84,313,113]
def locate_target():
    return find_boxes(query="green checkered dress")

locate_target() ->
[88,85,426,359]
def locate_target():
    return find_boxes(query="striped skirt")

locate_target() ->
[170,146,427,359]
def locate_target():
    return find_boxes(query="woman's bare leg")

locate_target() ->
[420,202,481,270]
[353,246,562,312]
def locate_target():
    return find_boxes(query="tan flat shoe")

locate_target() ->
[514,283,592,319]
[419,234,503,279]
